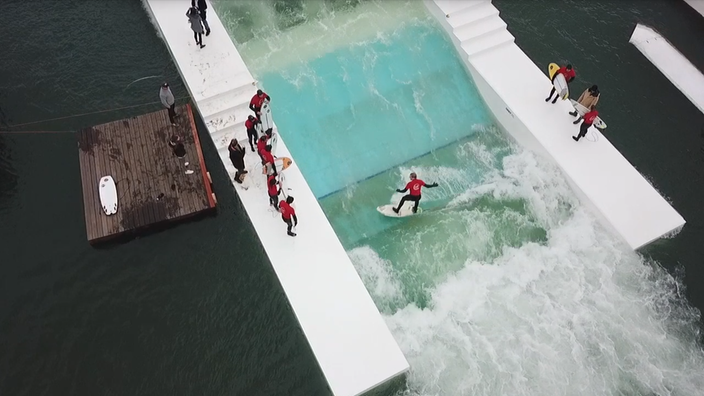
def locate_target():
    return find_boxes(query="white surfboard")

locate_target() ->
[553,74,569,100]
[98,175,118,215]
[260,101,274,133]
[269,131,279,153]
[377,204,422,218]
[570,99,607,129]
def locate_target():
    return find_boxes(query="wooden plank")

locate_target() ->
[77,129,97,241]
[84,126,104,241]
[93,124,111,240]
[106,119,126,236]
[127,115,153,229]
[101,121,119,237]
[121,116,143,233]
[141,110,169,223]
[187,104,216,209]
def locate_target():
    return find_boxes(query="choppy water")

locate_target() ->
[2,0,704,395]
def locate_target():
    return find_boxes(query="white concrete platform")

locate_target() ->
[629,23,704,116]
[684,0,704,19]
[141,1,409,395]
[425,0,685,250]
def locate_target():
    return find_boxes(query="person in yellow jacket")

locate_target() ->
[569,85,600,124]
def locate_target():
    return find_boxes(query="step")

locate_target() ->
[202,101,253,133]
[197,86,255,119]
[454,14,507,43]
[192,71,256,102]
[461,29,515,58]
[434,0,490,16]
[446,2,499,29]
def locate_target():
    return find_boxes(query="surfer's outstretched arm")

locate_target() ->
[425,182,439,189]
[396,187,408,193]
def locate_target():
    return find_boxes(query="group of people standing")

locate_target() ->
[187,0,211,49]
[545,63,602,142]
[228,90,299,237]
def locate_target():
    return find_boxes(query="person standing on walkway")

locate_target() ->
[245,115,260,152]
[186,6,206,49]
[191,0,211,36]
[267,174,280,210]
[279,196,298,237]
[261,144,277,177]
[545,64,575,104]
[160,82,177,126]
[569,85,600,124]
[249,89,271,119]
[228,139,247,183]
[573,105,599,142]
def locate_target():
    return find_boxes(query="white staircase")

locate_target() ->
[433,0,514,59]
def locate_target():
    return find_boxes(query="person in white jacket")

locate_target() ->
[160,82,177,126]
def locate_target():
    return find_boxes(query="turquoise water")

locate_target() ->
[259,22,491,198]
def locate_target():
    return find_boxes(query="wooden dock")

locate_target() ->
[77,104,216,243]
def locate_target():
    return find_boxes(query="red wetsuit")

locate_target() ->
[279,200,295,220]
[405,179,426,196]
[583,109,599,125]
[267,175,279,196]
[249,92,270,112]
[257,137,268,156]
[558,67,575,82]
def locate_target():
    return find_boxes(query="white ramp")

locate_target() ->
[142,1,409,395]
[629,23,704,116]
[425,0,686,250]
[684,0,704,18]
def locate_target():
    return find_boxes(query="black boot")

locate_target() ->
[572,136,579,142]
[392,207,399,214]
[569,111,578,116]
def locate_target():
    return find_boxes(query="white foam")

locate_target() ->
[351,140,704,395]
[215,0,429,74]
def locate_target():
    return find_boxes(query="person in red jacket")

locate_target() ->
[256,134,269,161]
[573,105,598,142]
[545,64,576,104]
[267,174,280,210]
[392,172,439,214]
[249,89,271,119]
[261,145,277,177]
[279,196,298,237]
[244,115,260,152]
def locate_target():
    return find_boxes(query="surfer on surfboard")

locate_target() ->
[545,64,575,104]
[392,172,438,214]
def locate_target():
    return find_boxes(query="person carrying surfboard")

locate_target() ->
[228,139,247,183]
[245,115,261,152]
[545,64,575,104]
[261,145,277,177]
[392,172,438,214]
[569,85,600,124]
[279,196,298,237]
[573,105,599,142]
[249,89,271,119]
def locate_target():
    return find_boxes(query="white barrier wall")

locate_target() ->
[142,2,409,395]
[630,23,704,116]
[424,0,685,250]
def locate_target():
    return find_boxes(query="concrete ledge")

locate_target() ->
[142,1,409,395]
[629,23,704,116]
[425,0,685,250]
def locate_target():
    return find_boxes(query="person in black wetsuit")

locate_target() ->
[169,135,186,158]
[245,115,260,152]
[228,139,247,183]
[393,172,438,214]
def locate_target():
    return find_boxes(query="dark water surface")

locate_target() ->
[0,1,328,395]
[1,0,704,395]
